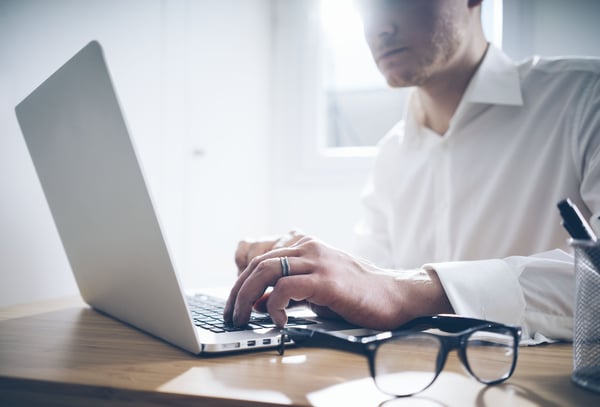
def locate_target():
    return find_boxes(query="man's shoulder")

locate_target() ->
[518,55,600,78]
[370,120,408,167]
[376,120,406,148]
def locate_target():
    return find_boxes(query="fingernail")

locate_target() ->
[222,305,231,322]
[233,310,244,327]
[273,313,288,328]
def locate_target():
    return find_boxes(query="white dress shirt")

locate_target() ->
[354,45,600,344]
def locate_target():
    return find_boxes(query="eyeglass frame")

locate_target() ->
[279,314,522,397]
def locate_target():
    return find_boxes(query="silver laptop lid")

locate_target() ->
[15,41,202,354]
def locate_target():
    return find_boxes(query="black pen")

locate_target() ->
[557,198,598,242]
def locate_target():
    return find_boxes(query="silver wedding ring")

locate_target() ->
[280,256,290,277]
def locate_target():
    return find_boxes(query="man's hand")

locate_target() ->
[224,236,453,330]
[234,230,305,274]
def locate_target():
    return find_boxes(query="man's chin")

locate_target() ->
[382,70,423,88]
[386,77,417,88]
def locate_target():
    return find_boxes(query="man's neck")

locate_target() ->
[415,41,489,136]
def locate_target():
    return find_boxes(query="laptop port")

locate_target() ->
[262,339,271,345]
[247,340,256,347]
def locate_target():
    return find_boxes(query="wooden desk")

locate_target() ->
[0,298,597,406]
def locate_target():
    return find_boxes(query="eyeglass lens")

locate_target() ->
[373,327,516,396]
[373,333,441,396]
[464,327,515,383]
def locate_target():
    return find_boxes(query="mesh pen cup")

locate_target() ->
[571,239,600,393]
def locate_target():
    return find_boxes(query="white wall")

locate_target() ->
[0,0,271,307]
[2,0,600,308]
[0,0,164,308]
[178,1,272,289]
[265,1,372,256]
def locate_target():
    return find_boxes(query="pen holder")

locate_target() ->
[571,239,600,393]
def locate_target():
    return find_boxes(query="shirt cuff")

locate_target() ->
[422,259,526,326]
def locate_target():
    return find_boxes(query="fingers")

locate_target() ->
[234,239,275,273]
[234,230,306,273]
[266,275,316,327]
[272,229,305,249]
[225,233,313,326]
[252,293,306,313]
[223,259,260,322]
[252,291,271,313]
[226,250,313,326]
[234,241,251,271]
[227,235,310,321]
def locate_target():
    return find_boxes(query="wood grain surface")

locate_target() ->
[0,298,597,406]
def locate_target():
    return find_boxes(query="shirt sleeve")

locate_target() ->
[424,249,574,345]
[578,74,600,233]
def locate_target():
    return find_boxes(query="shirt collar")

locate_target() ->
[397,44,524,144]
[461,44,523,106]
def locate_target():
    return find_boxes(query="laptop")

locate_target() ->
[15,41,367,355]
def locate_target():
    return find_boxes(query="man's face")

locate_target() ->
[359,0,470,87]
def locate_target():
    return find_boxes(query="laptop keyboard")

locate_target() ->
[187,294,317,334]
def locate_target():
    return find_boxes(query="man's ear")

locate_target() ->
[468,0,484,8]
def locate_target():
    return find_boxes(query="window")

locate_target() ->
[270,0,503,181]
[318,0,503,148]
[319,0,410,148]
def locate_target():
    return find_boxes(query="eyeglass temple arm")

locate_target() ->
[397,315,508,334]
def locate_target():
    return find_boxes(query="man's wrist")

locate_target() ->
[390,267,454,326]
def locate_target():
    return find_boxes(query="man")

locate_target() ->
[224,0,600,344]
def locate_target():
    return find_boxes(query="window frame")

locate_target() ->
[270,0,503,182]
[271,0,375,184]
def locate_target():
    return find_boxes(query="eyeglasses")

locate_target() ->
[280,315,522,397]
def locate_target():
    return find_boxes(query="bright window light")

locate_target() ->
[319,0,386,91]
[482,0,503,48]
[318,0,503,148]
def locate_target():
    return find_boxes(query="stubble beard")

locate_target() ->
[384,12,464,88]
